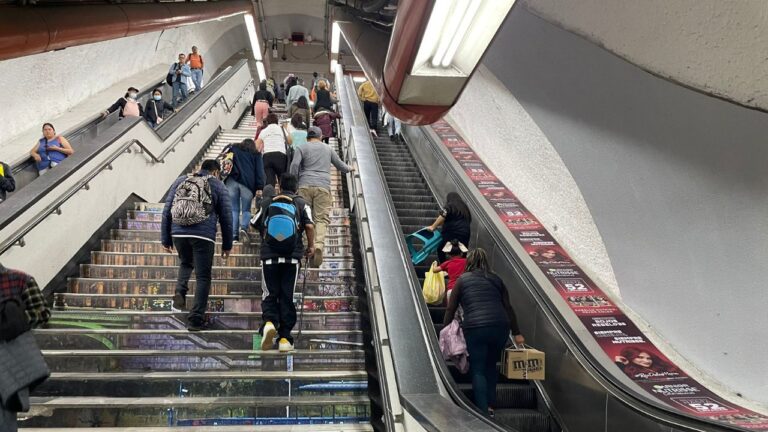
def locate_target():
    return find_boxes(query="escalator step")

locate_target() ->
[457,383,538,410]
[494,409,551,432]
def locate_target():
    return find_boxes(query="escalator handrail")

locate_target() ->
[336,73,509,432]
[411,124,755,432]
[9,78,167,172]
[0,60,253,255]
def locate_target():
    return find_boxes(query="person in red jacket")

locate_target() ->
[432,240,468,300]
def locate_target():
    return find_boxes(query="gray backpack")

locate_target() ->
[170,175,213,226]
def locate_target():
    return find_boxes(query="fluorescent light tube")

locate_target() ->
[244,14,263,61]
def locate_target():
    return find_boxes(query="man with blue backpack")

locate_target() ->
[252,173,315,352]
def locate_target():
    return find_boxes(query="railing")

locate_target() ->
[9,78,169,190]
[0,61,253,256]
[336,71,507,432]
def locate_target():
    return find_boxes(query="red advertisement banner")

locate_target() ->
[430,121,768,430]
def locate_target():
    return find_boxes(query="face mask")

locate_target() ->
[128,92,138,99]
[153,95,162,101]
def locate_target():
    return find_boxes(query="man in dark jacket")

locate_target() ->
[0,162,16,203]
[161,159,233,331]
[254,173,314,352]
[0,264,51,432]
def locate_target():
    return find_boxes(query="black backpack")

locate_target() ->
[0,297,31,341]
[264,195,302,255]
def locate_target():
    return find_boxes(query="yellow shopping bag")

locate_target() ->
[422,261,446,305]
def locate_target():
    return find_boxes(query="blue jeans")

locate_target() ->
[191,69,203,91]
[227,179,254,236]
[387,116,402,136]
[464,324,509,413]
[172,80,188,107]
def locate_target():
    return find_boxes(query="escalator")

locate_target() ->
[20,111,374,430]
[372,129,557,432]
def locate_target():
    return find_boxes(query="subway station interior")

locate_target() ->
[0,1,767,431]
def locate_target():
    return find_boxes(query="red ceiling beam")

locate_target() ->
[0,1,252,62]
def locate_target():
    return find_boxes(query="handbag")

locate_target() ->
[0,298,31,342]
[281,126,294,171]
[422,261,446,305]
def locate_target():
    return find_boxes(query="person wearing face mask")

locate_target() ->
[144,88,177,128]
[102,87,144,119]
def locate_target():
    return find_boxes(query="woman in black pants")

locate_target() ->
[443,248,525,417]
[256,113,288,187]
[427,192,472,262]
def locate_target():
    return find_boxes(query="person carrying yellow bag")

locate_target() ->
[423,261,446,304]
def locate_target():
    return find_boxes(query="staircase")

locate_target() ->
[372,126,556,432]
[20,110,372,430]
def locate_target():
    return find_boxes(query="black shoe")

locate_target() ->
[172,294,186,312]
[187,321,206,332]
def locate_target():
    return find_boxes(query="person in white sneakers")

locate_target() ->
[254,173,315,352]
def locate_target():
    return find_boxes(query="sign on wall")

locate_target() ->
[430,120,768,431]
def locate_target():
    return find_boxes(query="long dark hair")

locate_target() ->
[296,96,309,110]
[291,113,307,130]
[259,80,267,91]
[464,248,490,273]
[446,192,471,222]
[236,138,258,153]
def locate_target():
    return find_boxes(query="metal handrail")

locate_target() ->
[0,75,254,256]
[9,79,167,170]
[335,73,398,432]
[336,72,507,431]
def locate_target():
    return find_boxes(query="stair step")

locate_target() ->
[21,424,373,431]
[494,408,551,432]
[54,293,357,313]
[79,264,355,280]
[33,371,369,398]
[68,278,356,296]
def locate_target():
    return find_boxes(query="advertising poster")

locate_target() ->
[430,121,768,431]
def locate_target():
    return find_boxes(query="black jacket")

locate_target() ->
[444,270,520,333]
[0,162,16,201]
[251,90,274,115]
[254,191,313,260]
[144,99,175,124]
[314,89,334,111]
[106,97,144,118]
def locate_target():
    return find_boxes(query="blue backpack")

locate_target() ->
[264,195,301,255]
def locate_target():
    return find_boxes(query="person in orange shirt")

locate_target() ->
[187,46,205,92]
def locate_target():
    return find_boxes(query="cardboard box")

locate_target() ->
[503,347,545,380]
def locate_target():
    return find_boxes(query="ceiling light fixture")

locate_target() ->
[412,0,515,76]
[244,14,263,61]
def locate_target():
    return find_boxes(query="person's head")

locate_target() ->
[280,83,285,89]
[280,173,298,193]
[265,113,279,125]
[192,46,198,54]
[291,114,308,130]
[313,71,318,78]
[446,192,471,222]
[297,96,309,109]
[237,138,258,153]
[445,239,467,257]
[464,248,490,273]
[318,80,327,91]
[42,123,56,139]
[125,87,139,99]
[262,184,275,201]
[259,80,267,91]
[152,88,163,101]
[307,126,323,141]
[178,53,186,63]
[200,159,221,176]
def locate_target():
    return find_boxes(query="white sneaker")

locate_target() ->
[278,338,295,352]
[261,322,277,350]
